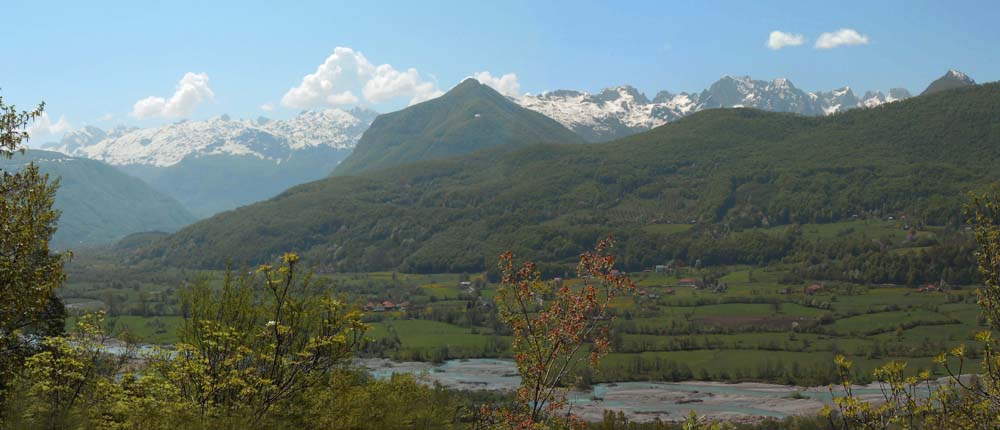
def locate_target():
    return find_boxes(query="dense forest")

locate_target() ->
[135,83,1000,274]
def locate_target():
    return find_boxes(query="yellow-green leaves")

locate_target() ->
[170,254,366,423]
[828,190,1000,429]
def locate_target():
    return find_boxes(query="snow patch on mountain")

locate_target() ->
[48,108,378,167]
[518,86,696,142]
[518,76,912,142]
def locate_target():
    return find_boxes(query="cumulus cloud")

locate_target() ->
[97,113,115,122]
[363,65,442,105]
[280,47,375,109]
[260,103,275,112]
[131,72,214,119]
[282,47,442,108]
[327,91,360,105]
[815,28,870,49]
[767,31,805,50]
[471,71,522,97]
[27,112,72,140]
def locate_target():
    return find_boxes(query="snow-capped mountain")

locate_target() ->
[43,108,378,218]
[49,108,377,167]
[518,76,913,142]
[42,125,137,156]
[517,87,696,142]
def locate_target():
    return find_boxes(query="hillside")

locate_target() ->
[333,79,585,175]
[136,83,1000,272]
[0,150,196,249]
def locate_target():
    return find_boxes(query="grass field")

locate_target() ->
[58,233,987,386]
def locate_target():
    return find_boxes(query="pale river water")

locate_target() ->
[359,358,907,423]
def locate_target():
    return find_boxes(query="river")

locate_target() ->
[359,358,902,423]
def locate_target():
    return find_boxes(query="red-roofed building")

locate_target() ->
[804,284,824,295]
[917,284,940,293]
[677,278,703,288]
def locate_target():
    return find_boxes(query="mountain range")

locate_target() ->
[0,150,195,249]
[38,69,972,229]
[44,108,377,217]
[518,76,913,142]
[132,80,1000,272]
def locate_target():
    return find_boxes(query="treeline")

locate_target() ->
[793,235,980,285]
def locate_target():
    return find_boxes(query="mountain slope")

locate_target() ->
[518,76,912,142]
[921,70,976,95]
[45,109,377,217]
[0,150,196,249]
[136,82,1000,272]
[333,79,585,175]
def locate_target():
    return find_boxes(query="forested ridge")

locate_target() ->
[136,83,1000,273]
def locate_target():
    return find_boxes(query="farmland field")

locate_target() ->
[62,242,986,386]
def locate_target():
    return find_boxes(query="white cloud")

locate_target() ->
[27,112,72,141]
[282,46,442,108]
[815,28,870,49]
[326,91,360,105]
[97,113,115,122]
[471,71,522,98]
[767,31,805,50]
[363,64,442,105]
[260,103,275,112]
[281,47,375,109]
[131,72,214,119]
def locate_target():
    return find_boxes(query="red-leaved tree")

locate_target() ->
[476,236,635,430]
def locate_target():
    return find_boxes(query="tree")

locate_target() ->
[5,255,452,430]
[17,313,133,429]
[158,253,367,425]
[476,236,636,430]
[0,93,66,413]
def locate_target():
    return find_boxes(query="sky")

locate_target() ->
[3,0,998,144]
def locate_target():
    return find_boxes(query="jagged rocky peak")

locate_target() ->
[517,75,913,142]
[888,88,913,100]
[539,89,588,99]
[651,90,675,103]
[594,85,651,104]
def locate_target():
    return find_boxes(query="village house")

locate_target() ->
[677,277,703,288]
[804,284,824,295]
[916,284,940,293]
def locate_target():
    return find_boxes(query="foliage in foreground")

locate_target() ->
[475,237,637,429]
[826,188,1000,428]
[4,255,384,429]
[0,93,68,418]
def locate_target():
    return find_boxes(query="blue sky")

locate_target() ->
[3,0,998,143]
